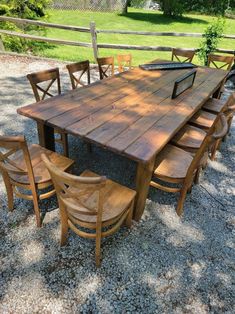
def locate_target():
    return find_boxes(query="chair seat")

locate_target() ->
[171,125,207,150]
[202,98,227,114]
[10,144,74,185]
[189,110,217,130]
[66,170,136,224]
[154,144,193,180]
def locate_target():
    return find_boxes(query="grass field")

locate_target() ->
[39,8,235,65]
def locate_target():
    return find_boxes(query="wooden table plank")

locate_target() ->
[66,69,191,136]
[125,76,226,162]
[87,67,212,147]
[107,68,214,152]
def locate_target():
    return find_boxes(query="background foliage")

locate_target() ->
[0,0,51,53]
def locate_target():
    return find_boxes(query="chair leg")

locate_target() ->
[210,139,221,161]
[60,208,68,246]
[62,133,69,157]
[95,232,102,267]
[2,172,14,211]
[176,186,188,216]
[194,167,201,184]
[32,192,41,228]
[125,200,134,228]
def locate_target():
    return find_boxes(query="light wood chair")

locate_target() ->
[189,110,218,131]
[117,54,132,73]
[66,60,90,90]
[208,94,235,158]
[150,114,228,216]
[42,154,136,267]
[208,54,234,71]
[172,97,230,153]
[97,56,114,80]
[0,136,74,227]
[171,48,195,63]
[27,68,69,157]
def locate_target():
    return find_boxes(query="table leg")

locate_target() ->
[133,157,155,221]
[37,121,55,151]
[213,80,225,99]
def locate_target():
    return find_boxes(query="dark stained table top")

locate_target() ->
[18,63,228,163]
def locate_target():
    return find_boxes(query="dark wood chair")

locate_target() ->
[0,135,74,227]
[208,54,234,71]
[171,48,195,63]
[97,56,114,80]
[150,114,228,216]
[117,54,132,73]
[27,68,69,157]
[42,153,136,267]
[66,60,90,90]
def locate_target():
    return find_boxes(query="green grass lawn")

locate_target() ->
[39,8,235,65]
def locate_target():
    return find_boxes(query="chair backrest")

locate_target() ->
[97,56,114,80]
[117,54,132,73]
[66,60,90,90]
[185,113,228,184]
[171,48,195,63]
[27,67,61,102]
[41,154,106,224]
[0,136,36,188]
[208,54,234,71]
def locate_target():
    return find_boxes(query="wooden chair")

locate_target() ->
[172,97,230,153]
[189,110,218,131]
[171,48,195,63]
[150,114,228,216]
[117,54,132,73]
[42,154,136,267]
[208,54,234,71]
[66,60,90,90]
[27,68,69,157]
[97,56,114,80]
[208,94,235,158]
[0,136,74,227]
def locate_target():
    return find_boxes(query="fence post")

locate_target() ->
[90,21,98,61]
[0,35,5,51]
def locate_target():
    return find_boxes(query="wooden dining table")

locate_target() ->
[17,61,228,220]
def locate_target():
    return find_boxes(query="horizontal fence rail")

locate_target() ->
[0,16,234,59]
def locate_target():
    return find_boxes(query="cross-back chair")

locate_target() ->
[0,136,74,227]
[27,68,69,157]
[208,54,234,71]
[66,60,91,90]
[117,54,132,73]
[97,56,114,80]
[42,154,136,267]
[150,113,228,216]
[171,48,195,63]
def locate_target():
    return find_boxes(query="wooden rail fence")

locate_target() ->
[0,16,235,60]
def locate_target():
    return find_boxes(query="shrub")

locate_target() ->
[0,0,52,54]
[198,18,225,65]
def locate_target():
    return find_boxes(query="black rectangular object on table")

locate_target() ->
[172,69,197,99]
[139,62,197,71]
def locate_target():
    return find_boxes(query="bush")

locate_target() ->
[0,0,52,54]
[198,18,225,65]
[0,4,10,16]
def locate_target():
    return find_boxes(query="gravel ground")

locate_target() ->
[0,54,234,314]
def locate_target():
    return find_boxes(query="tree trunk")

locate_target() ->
[162,0,172,16]
[122,0,130,14]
